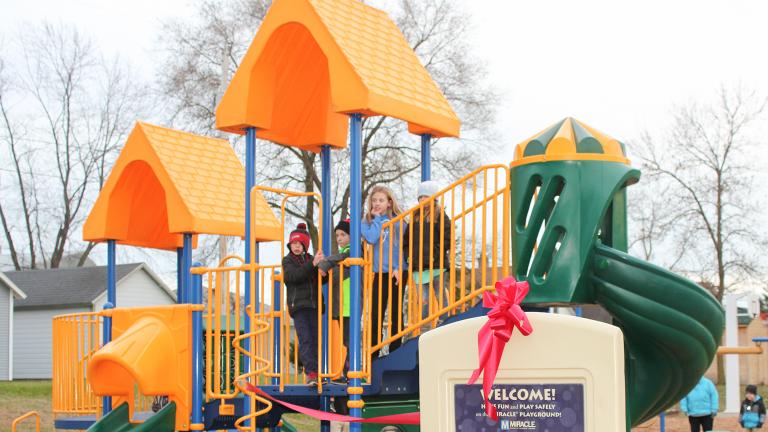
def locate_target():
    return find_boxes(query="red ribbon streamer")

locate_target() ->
[467,276,533,421]
[241,381,420,425]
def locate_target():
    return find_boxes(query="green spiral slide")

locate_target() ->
[510,155,724,427]
[85,403,176,432]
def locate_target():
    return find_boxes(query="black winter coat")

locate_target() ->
[282,252,318,315]
[402,212,453,271]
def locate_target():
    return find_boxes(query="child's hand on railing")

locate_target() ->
[313,250,324,266]
[392,271,401,285]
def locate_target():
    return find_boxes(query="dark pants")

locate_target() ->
[292,308,318,374]
[688,414,714,431]
[370,273,403,353]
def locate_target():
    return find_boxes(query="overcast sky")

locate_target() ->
[2,0,767,281]
[4,0,766,152]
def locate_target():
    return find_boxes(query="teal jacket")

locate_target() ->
[680,377,719,417]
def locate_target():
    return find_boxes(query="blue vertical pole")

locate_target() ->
[102,239,116,415]
[272,273,282,386]
[659,412,665,432]
[176,248,183,301]
[182,234,193,304]
[191,262,203,427]
[420,133,431,182]
[348,114,363,430]
[320,145,332,432]
[574,306,583,317]
[244,127,256,424]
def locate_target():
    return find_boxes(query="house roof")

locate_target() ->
[6,263,170,310]
[83,122,282,250]
[512,117,630,167]
[216,0,460,149]
[0,272,27,299]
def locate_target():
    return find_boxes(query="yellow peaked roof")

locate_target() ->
[83,122,282,250]
[216,0,460,149]
[512,117,630,166]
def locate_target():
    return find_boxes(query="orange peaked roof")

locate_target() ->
[216,0,460,150]
[83,122,282,250]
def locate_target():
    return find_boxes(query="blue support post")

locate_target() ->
[176,248,183,301]
[191,262,203,427]
[420,133,431,182]
[272,273,282,386]
[181,234,193,304]
[348,114,363,430]
[659,412,666,432]
[320,145,332,432]
[243,127,257,425]
[102,239,117,415]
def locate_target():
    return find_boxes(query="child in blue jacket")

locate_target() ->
[680,376,719,431]
[740,384,766,431]
[361,185,405,354]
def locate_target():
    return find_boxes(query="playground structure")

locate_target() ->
[15,0,725,431]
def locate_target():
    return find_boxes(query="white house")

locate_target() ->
[5,263,175,380]
[0,273,27,380]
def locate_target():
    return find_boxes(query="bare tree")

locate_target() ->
[0,23,150,269]
[627,181,690,268]
[634,85,767,302]
[0,56,36,269]
[156,0,499,253]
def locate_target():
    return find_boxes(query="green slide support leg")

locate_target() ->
[86,402,176,432]
[592,244,724,425]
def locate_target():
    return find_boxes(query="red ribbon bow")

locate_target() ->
[467,276,533,421]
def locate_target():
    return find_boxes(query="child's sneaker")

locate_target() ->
[306,372,318,385]
[331,376,348,385]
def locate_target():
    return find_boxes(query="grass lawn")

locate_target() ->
[0,380,321,432]
[1,380,763,431]
[0,380,53,432]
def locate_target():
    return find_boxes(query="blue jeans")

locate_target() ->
[292,308,318,374]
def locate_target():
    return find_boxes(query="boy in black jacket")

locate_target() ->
[318,219,352,384]
[741,384,766,431]
[282,223,323,385]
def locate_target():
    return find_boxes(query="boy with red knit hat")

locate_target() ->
[282,222,323,385]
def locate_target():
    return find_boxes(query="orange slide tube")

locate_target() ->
[87,305,199,431]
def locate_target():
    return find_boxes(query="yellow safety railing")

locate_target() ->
[195,187,331,429]
[52,312,102,416]
[363,165,510,369]
[52,311,168,420]
[197,169,513,417]
[11,411,40,432]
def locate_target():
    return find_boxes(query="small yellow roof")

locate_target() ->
[83,122,282,250]
[216,0,460,149]
[512,117,629,166]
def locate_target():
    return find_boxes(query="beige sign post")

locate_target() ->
[419,313,626,431]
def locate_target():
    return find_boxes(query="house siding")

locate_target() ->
[92,269,175,311]
[14,307,90,379]
[0,287,9,380]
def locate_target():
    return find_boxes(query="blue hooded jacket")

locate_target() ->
[680,377,719,417]
[740,394,765,428]
[361,215,403,272]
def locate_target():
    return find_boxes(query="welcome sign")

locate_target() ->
[454,383,585,431]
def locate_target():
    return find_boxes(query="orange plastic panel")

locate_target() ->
[216,0,460,143]
[87,305,196,430]
[83,122,282,249]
